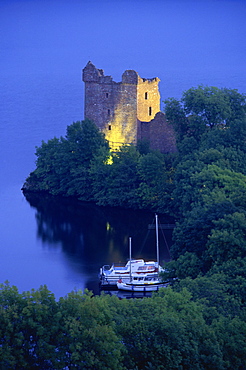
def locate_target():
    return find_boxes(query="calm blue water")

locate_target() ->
[0,0,245,298]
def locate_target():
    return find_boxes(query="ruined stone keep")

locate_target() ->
[82,61,177,153]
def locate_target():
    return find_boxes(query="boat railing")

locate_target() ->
[102,263,128,272]
[112,263,127,269]
[102,265,111,271]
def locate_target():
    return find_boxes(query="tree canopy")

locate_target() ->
[21,86,246,369]
[1,283,245,369]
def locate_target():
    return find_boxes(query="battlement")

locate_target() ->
[141,77,160,83]
[83,61,160,87]
[83,61,114,84]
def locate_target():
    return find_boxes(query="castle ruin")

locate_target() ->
[82,61,177,153]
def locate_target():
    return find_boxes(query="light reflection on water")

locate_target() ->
[24,192,173,297]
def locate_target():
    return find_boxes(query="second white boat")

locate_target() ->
[117,276,169,292]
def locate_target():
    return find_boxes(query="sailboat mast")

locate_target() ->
[129,237,132,281]
[155,214,160,273]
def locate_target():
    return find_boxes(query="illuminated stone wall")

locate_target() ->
[137,77,160,122]
[82,62,177,152]
[106,70,138,146]
[83,62,138,148]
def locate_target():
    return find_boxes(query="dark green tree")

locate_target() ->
[92,145,141,208]
[0,283,59,369]
[24,120,109,200]
[164,86,246,153]
[183,86,231,128]
[64,119,109,199]
[57,291,124,370]
[136,151,174,212]
[208,212,246,264]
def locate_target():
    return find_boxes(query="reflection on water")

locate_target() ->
[102,289,153,299]
[24,192,174,295]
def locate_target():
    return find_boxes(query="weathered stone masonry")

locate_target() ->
[82,61,177,153]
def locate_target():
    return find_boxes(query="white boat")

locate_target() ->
[99,258,163,287]
[117,276,169,292]
[99,214,165,288]
[117,215,169,292]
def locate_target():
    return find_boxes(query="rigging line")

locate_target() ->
[159,222,171,258]
[137,217,155,255]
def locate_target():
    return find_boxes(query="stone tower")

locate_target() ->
[82,61,177,153]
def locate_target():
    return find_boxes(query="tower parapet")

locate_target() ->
[122,70,139,84]
[83,61,103,82]
[83,61,113,83]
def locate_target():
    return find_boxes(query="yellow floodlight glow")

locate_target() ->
[103,99,137,151]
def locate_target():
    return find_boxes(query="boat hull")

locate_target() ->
[117,281,169,292]
[100,274,161,288]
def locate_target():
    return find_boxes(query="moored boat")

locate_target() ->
[99,259,163,287]
[117,276,169,292]
[99,214,166,289]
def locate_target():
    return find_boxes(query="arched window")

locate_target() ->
[106,93,109,98]
[108,109,110,115]
[149,107,152,116]
[145,92,148,100]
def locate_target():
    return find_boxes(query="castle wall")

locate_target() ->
[83,62,119,130]
[83,62,139,148]
[105,82,138,147]
[137,77,160,122]
[83,82,114,130]
[82,61,177,153]
[140,112,177,153]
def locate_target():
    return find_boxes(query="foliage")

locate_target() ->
[91,145,141,208]
[24,121,174,212]
[183,86,231,128]
[23,119,110,200]
[21,86,246,369]
[1,283,246,369]
[164,86,246,154]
